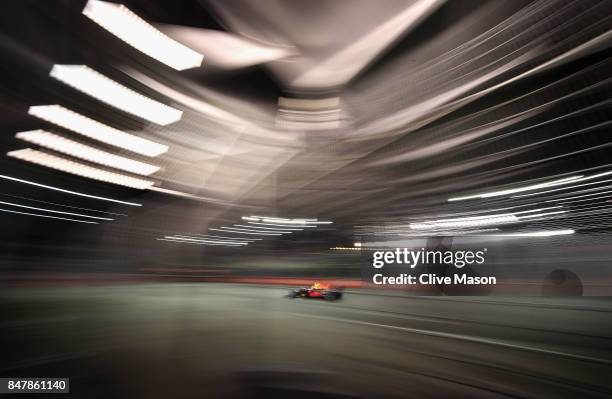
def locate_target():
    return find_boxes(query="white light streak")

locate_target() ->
[0,207,98,224]
[189,234,260,241]
[157,238,244,247]
[164,235,248,246]
[250,216,315,221]
[50,65,182,125]
[511,207,563,215]
[248,221,316,228]
[0,200,113,221]
[210,228,282,236]
[28,105,168,157]
[410,214,519,230]
[16,130,160,176]
[0,174,141,206]
[448,175,584,201]
[224,226,293,234]
[8,149,155,190]
[512,178,612,199]
[580,170,612,181]
[0,193,127,216]
[408,207,567,230]
[83,0,204,71]
[517,211,566,219]
[491,229,575,237]
[548,190,612,203]
[236,224,302,231]
[451,171,612,202]
[262,218,331,225]
[245,216,332,225]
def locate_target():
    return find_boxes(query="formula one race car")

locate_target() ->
[287,282,343,300]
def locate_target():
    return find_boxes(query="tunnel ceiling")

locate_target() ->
[0,0,611,244]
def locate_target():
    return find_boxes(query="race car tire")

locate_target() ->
[324,291,342,300]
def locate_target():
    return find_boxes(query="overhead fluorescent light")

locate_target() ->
[157,25,294,70]
[50,65,182,125]
[0,173,141,206]
[82,0,204,71]
[8,148,155,190]
[16,130,160,176]
[28,105,168,157]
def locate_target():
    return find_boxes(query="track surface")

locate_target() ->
[2,284,612,398]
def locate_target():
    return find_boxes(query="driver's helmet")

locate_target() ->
[311,282,329,290]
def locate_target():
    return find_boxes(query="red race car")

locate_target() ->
[287,282,343,300]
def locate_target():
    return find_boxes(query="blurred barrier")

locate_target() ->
[3,272,612,295]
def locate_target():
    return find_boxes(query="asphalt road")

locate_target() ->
[2,284,612,398]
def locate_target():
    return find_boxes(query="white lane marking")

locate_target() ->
[287,312,612,365]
